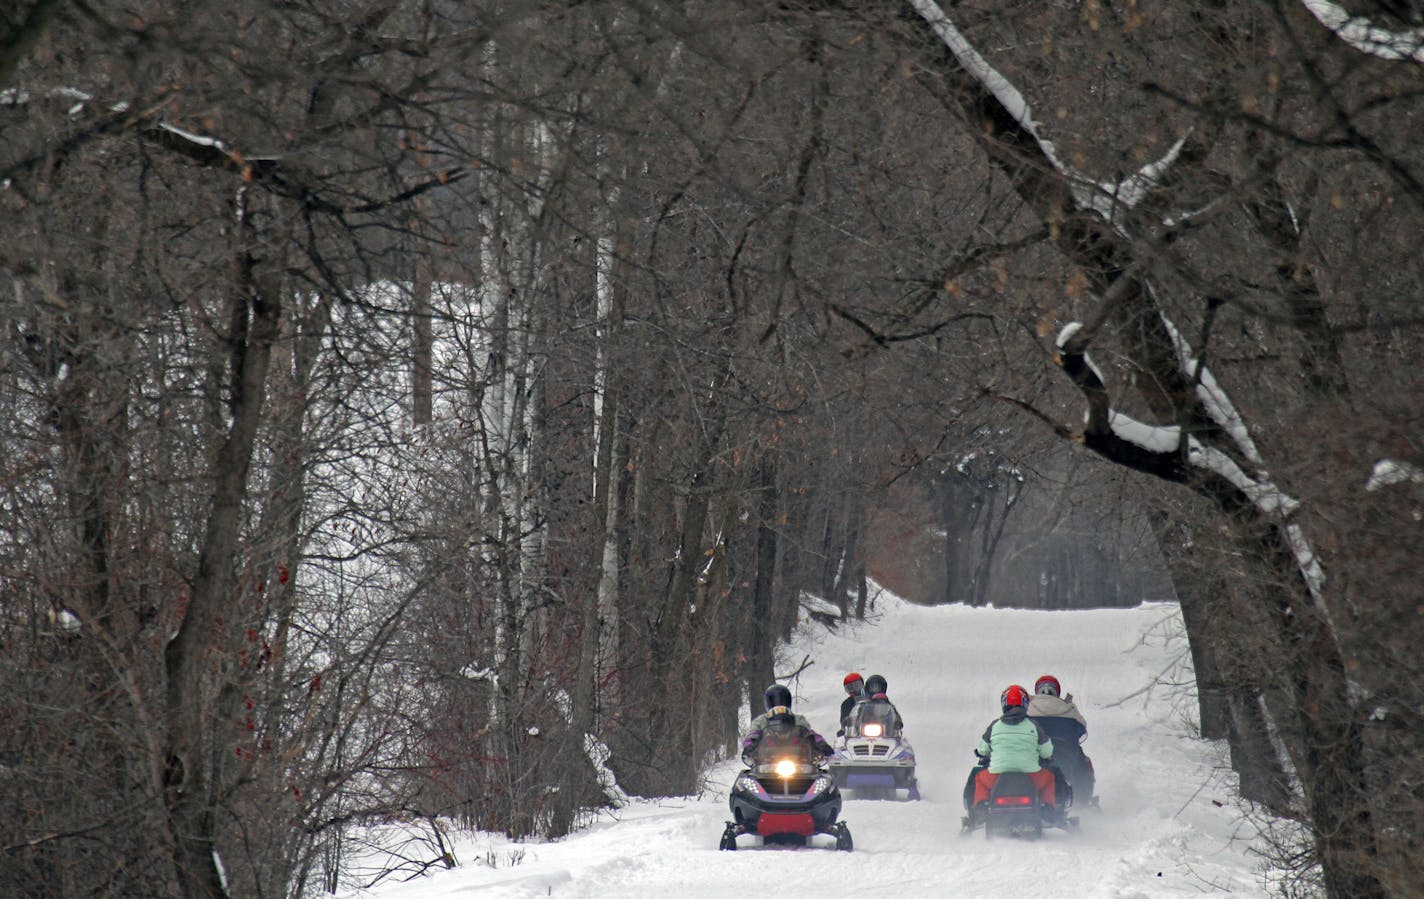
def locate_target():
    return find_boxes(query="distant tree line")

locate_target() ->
[1,2,1420,897]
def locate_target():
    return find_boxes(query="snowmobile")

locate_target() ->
[1032,715,1099,809]
[828,699,919,800]
[959,758,1079,838]
[720,722,852,851]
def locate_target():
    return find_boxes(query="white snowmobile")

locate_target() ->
[828,699,919,800]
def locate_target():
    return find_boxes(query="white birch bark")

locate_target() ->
[594,188,622,696]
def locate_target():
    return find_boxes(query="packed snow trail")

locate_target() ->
[341,594,1270,898]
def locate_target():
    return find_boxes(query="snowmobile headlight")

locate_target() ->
[808,775,833,797]
[734,773,760,794]
[862,723,883,738]
[774,759,799,778]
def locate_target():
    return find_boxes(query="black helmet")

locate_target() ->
[865,674,887,695]
[764,683,792,711]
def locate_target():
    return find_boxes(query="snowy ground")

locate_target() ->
[338,592,1272,898]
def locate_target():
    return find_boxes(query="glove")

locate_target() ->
[835,729,845,737]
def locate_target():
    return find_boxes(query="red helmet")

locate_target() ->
[1000,684,1030,712]
[843,672,864,694]
[1034,675,1061,698]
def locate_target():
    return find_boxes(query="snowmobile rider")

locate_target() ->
[741,683,834,760]
[1026,674,1086,727]
[971,684,1056,809]
[860,673,904,735]
[838,672,867,736]
[1027,674,1095,798]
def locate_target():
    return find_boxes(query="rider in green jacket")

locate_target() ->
[971,684,1056,808]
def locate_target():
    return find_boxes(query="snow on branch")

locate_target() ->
[1056,323,1325,607]
[138,121,465,214]
[908,0,1056,160]
[550,688,627,806]
[1366,458,1424,490]
[1302,0,1424,63]
[1108,411,1181,454]
[920,2,1338,632]
[909,0,1185,224]
[1187,441,1300,518]
[584,733,628,806]
[1159,314,1263,467]
[0,86,93,115]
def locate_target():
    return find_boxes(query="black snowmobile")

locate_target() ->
[720,719,852,851]
[959,757,1079,839]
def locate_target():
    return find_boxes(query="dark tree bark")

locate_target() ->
[747,457,780,724]
[894,5,1387,893]
[163,238,283,898]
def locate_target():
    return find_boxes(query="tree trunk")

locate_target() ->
[747,457,779,724]
[830,489,864,619]
[900,8,1384,892]
[411,258,433,427]
[936,472,979,604]
[163,244,282,898]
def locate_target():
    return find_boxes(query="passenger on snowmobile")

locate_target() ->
[838,672,867,735]
[971,684,1056,810]
[1027,674,1096,804]
[859,674,904,735]
[742,684,834,760]
[1027,675,1085,725]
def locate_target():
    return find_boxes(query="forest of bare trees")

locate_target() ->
[3,1,1421,896]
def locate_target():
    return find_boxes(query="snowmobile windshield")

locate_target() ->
[849,701,897,738]
[750,721,818,767]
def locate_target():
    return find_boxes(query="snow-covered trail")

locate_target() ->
[341,595,1270,898]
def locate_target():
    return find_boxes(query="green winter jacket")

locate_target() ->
[975,708,1053,774]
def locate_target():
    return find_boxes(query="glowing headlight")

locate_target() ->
[862,723,883,738]
[774,759,798,778]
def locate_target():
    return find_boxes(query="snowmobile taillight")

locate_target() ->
[994,795,1033,806]
[862,723,883,738]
